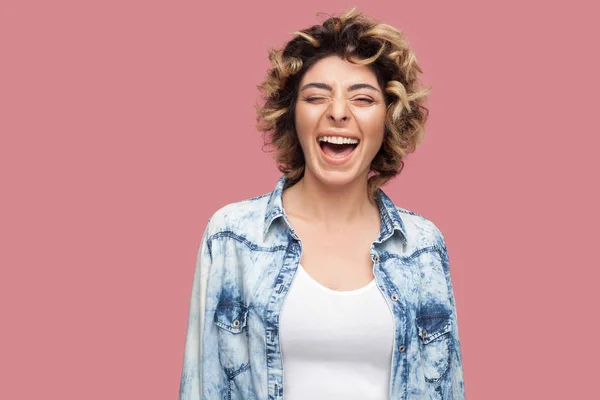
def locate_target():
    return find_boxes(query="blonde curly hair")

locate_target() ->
[255,7,431,203]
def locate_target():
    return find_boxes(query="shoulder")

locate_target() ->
[204,191,272,240]
[394,205,446,250]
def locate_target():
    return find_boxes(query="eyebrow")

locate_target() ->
[300,82,381,93]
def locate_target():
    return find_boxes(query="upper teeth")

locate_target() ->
[318,136,359,144]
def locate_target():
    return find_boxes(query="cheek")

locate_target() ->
[356,108,386,138]
[294,105,315,154]
[294,104,320,138]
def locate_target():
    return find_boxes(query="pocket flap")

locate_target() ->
[214,301,248,334]
[416,313,452,344]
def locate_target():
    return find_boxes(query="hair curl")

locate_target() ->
[255,7,431,203]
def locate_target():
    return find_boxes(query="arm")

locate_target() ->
[179,220,213,399]
[439,231,466,399]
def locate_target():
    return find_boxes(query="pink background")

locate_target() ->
[1,0,598,398]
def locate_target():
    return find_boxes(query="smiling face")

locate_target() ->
[294,55,387,188]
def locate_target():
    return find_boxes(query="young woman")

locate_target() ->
[180,8,465,400]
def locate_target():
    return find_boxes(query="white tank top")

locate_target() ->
[279,263,395,399]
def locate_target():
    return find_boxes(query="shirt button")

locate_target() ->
[372,254,379,263]
[398,345,406,352]
[391,294,399,302]
[232,320,240,327]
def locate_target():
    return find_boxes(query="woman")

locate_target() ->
[180,8,465,400]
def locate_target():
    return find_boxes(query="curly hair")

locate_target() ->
[255,7,431,203]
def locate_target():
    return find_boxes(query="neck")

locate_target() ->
[283,170,379,230]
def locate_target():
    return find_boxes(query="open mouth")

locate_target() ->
[318,140,359,159]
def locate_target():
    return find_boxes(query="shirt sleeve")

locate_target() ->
[438,231,466,399]
[179,219,213,400]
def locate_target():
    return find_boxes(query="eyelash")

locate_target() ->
[305,97,374,104]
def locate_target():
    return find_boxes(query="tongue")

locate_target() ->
[321,142,356,158]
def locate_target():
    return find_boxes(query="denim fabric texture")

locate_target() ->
[179,175,465,399]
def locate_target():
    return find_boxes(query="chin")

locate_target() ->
[311,166,366,187]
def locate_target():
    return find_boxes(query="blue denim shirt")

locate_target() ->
[179,175,465,399]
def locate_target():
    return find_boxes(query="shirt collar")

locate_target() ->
[263,175,408,245]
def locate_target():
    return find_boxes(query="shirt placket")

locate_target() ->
[264,235,301,400]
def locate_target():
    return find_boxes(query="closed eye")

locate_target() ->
[305,97,374,103]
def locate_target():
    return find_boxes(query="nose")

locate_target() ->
[326,97,350,123]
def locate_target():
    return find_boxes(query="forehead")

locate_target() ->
[300,55,378,86]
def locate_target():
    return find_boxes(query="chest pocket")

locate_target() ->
[213,301,250,376]
[416,312,452,384]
